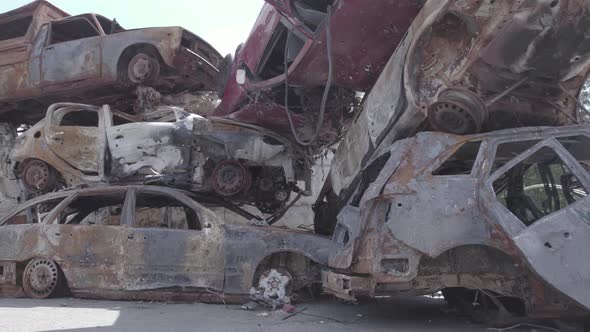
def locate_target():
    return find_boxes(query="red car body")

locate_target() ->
[214,0,423,143]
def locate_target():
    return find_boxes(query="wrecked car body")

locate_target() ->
[214,0,423,146]
[0,185,330,303]
[323,125,590,318]
[315,0,590,233]
[11,103,309,214]
[0,0,222,124]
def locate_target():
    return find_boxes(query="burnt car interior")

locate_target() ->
[432,141,482,176]
[59,109,99,126]
[492,137,590,227]
[2,197,66,225]
[48,191,201,230]
[49,17,100,44]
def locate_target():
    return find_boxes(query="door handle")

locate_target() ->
[45,46,54,51]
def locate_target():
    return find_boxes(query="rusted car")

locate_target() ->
[214,0,423,146]
[315,0,590,233]
[322,125,590,319]
[0,185,330,303]
[11,103,309,214]
[0,1,222,124]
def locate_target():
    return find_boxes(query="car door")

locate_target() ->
[104,113,193,178]
[122,189,225,292]
[35,189,133,292]
[40,17,102,88]
[486,136,590,310]
[44,104,106,175]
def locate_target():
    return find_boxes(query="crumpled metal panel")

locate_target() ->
[328,125,590,315]
[107,117,194,177]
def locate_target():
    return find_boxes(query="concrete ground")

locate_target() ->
[0,296,553,332]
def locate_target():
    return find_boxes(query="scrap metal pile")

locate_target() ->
[0,0,590,326]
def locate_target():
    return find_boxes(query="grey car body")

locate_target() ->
[11,103,306,215]
[323,125,590,317]
[0,185,331,302]
[0,1,222,124]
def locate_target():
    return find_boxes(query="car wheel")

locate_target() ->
[21,159,57,194]
[127,53,160,84]
[22,258,63,299]
[252,268,294,308]
[427,88,488,134]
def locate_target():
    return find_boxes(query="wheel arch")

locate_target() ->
[116,43,167,79]
[250,250,324,291]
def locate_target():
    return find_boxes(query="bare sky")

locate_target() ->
[0,0,263,55]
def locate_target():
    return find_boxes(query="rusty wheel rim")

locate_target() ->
[210,160,251,196]
[128,54,154,83]
[22,258,60,299]
[22,160,55,193]
[256,268,293,306]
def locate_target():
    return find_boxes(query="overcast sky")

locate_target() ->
[0,0,263,55]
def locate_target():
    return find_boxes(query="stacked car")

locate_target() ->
[1,0,590,324]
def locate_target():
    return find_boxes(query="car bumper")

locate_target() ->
[321,270,375,301]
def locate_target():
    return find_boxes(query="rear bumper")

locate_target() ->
[322,270,375,301]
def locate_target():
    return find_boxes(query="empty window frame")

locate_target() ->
[491,140,542,174]
[493,146,588,226]
[59,110,99,127]
[433,141,482,175]
[53,193,127,225]
[50,18,100,44]
[134,193,201,230]
[0,16,33,41]
[2,197,66,225]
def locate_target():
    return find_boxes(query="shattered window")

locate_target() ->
[49,18,100,44]
[53,193,127,225]
[59,110,99,127]
[433,141,481,175]
[135,193,201,230]
[0,16,33,41]
[493,146,588,226]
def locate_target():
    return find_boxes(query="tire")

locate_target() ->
[21,159,57,194]
[22,257,64,299]
[126,52,160,84]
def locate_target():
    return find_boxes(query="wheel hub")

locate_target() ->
[428,88,488,134]
[23,258,59,298]
[254,268,292,307]
[129,56,152,82]
[210,160,251,196]
[22,160,55,193]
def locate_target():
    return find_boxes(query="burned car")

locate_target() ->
[12,103,310,214]
[0,1,222,124]
[214,0,422,146]
[0,185,330,304]
[323,125,590,319]
[316,0,590,233]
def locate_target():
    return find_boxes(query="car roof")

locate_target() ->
[0,185,197,224]
[414,124,590,145]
